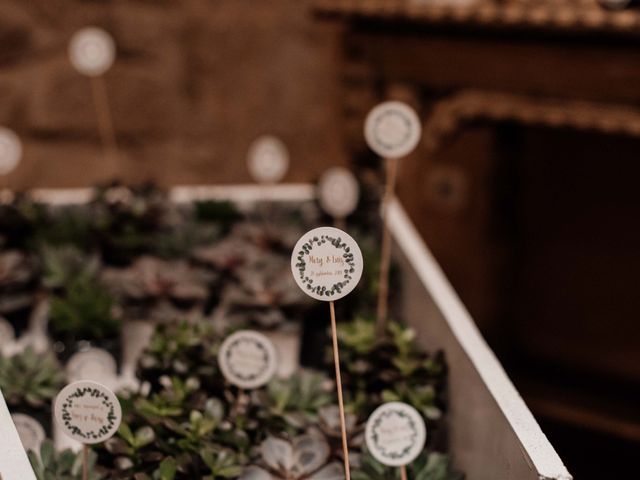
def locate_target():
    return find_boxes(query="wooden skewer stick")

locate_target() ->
[82,444,89,480]
[400,464,408,480]
[376,157,399,333]
[334,216,346,231]
[90,75,118,163]
[329,300,351,480]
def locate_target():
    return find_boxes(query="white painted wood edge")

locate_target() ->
[30,183,315,205]
[386,199,572,480]
[0,388,37,480]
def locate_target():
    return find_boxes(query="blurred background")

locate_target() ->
[1,0,639,478]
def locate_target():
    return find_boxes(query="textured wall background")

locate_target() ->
[0,0,347,189]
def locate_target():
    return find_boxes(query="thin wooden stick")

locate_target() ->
[90,75,118,163]
[376,157,398,333]
[400,464,408,480]
[82,444,89,480]
[334,216,346,231]
[329,300,351,480]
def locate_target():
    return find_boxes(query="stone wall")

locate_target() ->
[0,0,347,189]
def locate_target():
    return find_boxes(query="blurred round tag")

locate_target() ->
[365,101,421,159]
[218,330,278,389]
[318,167,359,219]
[69,27,115,76]
[291,227,363,302]
[11,413,45,453]
[66,348,118,384]
[247,135,289,184]
[54,380,122,444]
[0,127,22,175]
[365,402,427,467]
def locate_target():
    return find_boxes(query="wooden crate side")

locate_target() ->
[389,200,571,480]
[0,388,37,480]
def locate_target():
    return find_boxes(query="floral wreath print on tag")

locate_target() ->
[55,380,122,444]
[365,402,427,467]
[218,330,277,389]
[291,227,363,302]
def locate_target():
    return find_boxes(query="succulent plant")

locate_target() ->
[105,375,250,479]
[255,370,334,433]
[0,249,37,315]
[200,447,244,479]
[194,200,242,233]
[49,276,120,342]
[28,440,103,480]
[352,450,463,480]
[330,317,446,422]
[40,244,100,291]
[101,257,214,307]
[137,321,224,394]
[89,183,173,265]
[0,347,65,408]
[31,206,94,251]
[241,432,344,480]
[0,191,44,249]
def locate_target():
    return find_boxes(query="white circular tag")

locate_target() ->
[0,127,22,175]
[218,330,278,389]
[318,167,360,219]
[247,135,289,184]
[66,348,118,384]
[365,101,421,159]
[365,402,427,467]
[69,27,115,77]
[54,380,122,445]
[11,413,45,453]
[291,227,363,302]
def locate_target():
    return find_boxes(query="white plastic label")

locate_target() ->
[291,227,363,302]
[54,380,122,445]
[365,101,421,159]
[69,27,115,77]
[218,330,278,389]
[247,135,289,184]
[0,317,15,349]
[365,402,427,467]
[66,348,118,386]
[318,167,360,219]
[0,127,22,175]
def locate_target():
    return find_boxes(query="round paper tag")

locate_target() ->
[11,413,45,453]
[66,348,118,383]
[0,127,22,175]
[69,27,115,77]
[54,380,122,444]
[247,135,289,184]
[291,227,363,302]
[365,101,421,159]
[218,330,278,389]
[365,402,427,467]
[318,167,360,219]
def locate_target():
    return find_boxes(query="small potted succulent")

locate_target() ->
[47,273,121,365]
[0,248,38,336]
[28,440,103,480]
[100,256,215,323]
[353,450,464,480]
[241,432,344,479]
[89,183,171,266]
[0,347,66,434]
[332,318,446,417]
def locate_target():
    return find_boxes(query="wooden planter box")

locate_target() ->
[0,185,571,480]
